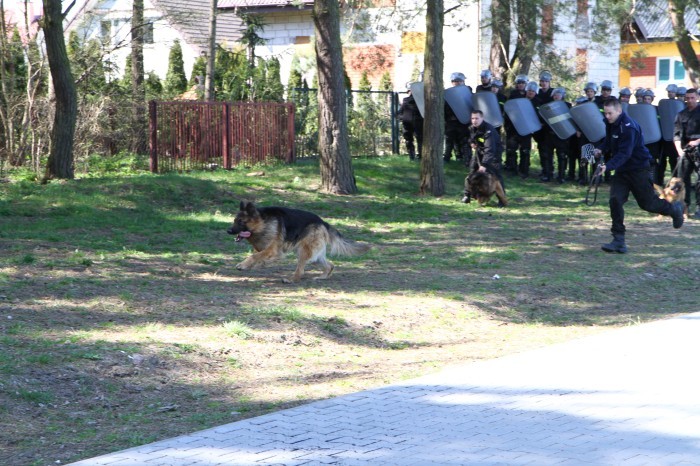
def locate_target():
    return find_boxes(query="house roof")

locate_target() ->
[218,0,313,11]
[153,0,244,53]
[66,0,244,53]
[633,0,700,40]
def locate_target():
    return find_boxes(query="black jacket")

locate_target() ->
[469,121,502,171]
[597,111,652,173]
[673,105,700,147]
[399,94,423,124]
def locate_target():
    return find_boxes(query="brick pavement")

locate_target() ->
[68,312,700,465]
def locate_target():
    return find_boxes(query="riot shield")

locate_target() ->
[538,100,577,140]
[472,92,503,128]
[503,98,541,136]
[570,102,606,142]
[627,104,662,144]
[658,98,684,141]
[409,82,425,118]
[444,85,473,124]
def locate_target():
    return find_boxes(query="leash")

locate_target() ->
[580,143,604,206]
[584,163,605,206]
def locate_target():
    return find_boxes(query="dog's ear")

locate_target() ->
[239,200,246,211]
[245,201,257,216]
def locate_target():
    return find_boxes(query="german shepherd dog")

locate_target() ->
[654,177,687,218]
[466,171,508,207]
[227,201,371,283]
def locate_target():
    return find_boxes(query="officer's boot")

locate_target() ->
[407,144,416,161]
[557,156,567,183]
[601,233,627,254]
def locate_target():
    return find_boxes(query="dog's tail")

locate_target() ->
[325,225,371,257]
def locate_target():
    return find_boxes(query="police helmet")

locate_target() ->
[643,89,655,99]
[480,69,492,79]
[634,87,645,98]
[575,96,588,105]
[666,83,678,93]
[677,86,687,96]
[525,81,539,93]
[405,82,412,90]
[539,71,552,82]
[450,72,466,82]
[583,82,598,92]
[552,87,566,98]
[491,79,503,88]
[600,80,613,90]
[515,74,529,84]
[618,87,632,96]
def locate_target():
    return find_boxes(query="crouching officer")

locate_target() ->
[596,98,684,253]
[462,109,505,206]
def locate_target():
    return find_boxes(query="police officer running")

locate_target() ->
[595,98,684,253]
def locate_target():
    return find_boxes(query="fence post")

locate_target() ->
[223,103,231,169]
[287,103,296,163]
[149,100,158,173]
[391,92,399,155]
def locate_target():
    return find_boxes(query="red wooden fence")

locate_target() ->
[149,101,295,173]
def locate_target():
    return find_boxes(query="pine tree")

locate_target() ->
[164,40,188,97]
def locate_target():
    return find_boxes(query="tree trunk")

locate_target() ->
[489,0,511,84]
[419,0,445,196]
[131,0,148,154]
[205,0,217,101]
[669,0,700,87]
[42,0,77,181]
[313,0,357,194]
[509,0,537,78]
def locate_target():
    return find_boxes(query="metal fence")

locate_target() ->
[288,88,401,158]
[149,100,295,173]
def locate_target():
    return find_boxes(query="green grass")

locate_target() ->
[1,155,698,465]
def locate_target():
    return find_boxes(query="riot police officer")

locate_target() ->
[398,85,424,160]
[618,87,632,104]
[673,87,700,217]
[444,72,471,163]
[677,86,687,101]
[550,88,573,183]
[504,74,531,177]
[666,84,678,99]
[534,73,554,180]
[475,70,493,93]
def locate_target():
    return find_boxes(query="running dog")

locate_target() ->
[466,171,508,207]
[654,177,687,218]
[227,201,370,283]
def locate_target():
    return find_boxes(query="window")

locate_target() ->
[658,57,685,84]
[100,20,112,41]
[143,22,154,44]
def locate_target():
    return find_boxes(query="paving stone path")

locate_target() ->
[69,312,700,465]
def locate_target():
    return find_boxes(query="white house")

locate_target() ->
[65,0,244,81]
[64,0,619,93]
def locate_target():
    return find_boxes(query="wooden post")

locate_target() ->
[149,100,158,173]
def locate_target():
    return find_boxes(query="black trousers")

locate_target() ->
[679,154,700,209]
[402,120,423,158]
[609,168,673,235]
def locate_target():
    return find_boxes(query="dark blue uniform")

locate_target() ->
[598,111,677,236]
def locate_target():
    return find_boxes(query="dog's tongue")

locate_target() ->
[236,231,251,241]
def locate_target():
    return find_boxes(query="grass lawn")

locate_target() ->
[0,155,698,465]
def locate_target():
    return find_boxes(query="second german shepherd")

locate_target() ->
[227,201,370,283]
[654,177,687,218]
[466,171,508,207]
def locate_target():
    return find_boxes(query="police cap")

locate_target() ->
[525,81,539,92]
[618,87,632,96]
[480,69,492,79]
[583,82,598,92]
[539,71,552,82]
[666,84,678,93]
[677,86,687,95]
[491,79,503,88]
[515,74,529,84]
[552,87,566,98]
[600,80,613,90]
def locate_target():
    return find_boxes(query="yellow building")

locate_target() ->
[619,1,700,100]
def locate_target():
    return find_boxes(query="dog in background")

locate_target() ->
[227,201,370,283]
[654,177,687,218]
[466,171,508,207]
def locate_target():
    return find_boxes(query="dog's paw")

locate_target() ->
[235,262,249,271]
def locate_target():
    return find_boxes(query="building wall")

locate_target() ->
[619,41,700,100]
